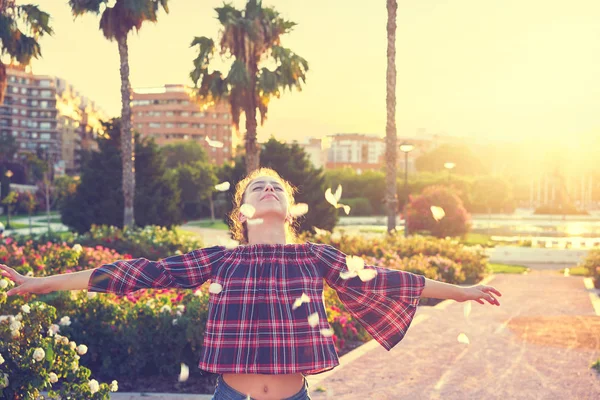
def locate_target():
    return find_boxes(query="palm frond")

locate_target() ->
[190,36,215,86]
[68,0,108,16]
[215,3,242,25]
[18,5,54,36]
[226,59,250,87]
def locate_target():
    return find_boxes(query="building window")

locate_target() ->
[40,101,49,108]
[31,89,39,96]
[212,113,217,119]
[32,132,38,139]
[179,123,189,128]
[39,80,52,87]
[21,87,27,94]
[136,124,143,129]
[165,123,174,128]
[165,111,174,116]
[40,122,52,129]
[149,122,161,128]
[212,124,217,129]
[181,111,189,117]
[41,133,51,140]
[11,87,18,93]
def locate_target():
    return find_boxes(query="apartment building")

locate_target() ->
[0,65,106,175]
[132,85,237,165]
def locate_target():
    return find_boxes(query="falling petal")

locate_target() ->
[290,203,309,217]
[240,204,256,218]
[464,302,472,318]
[205,136,224,148]
[457,333,470,345]
[320,328,335,337]
[341,204,351,215]
[563,268,570,277]
[346,255,365,272]
[430,206,446,221]
[325,188,338,207]
[215,182,231,191]
[334,184,342,202]
[357,269,377,282]
[219,238,239,249]
[208,283,223,294]
[292,293,311,310]
[292,298,304,310]
[308,312,319,328]
[247,218,264,226]
[339,271,358,280]
[178,363,189,382]
[314,227,329,237]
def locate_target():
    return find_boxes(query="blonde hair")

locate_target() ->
[228,168,299,244]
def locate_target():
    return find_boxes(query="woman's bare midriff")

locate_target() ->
[222,373,305,400]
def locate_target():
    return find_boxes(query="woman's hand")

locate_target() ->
[0,264,54,296]
[458,284,502,306]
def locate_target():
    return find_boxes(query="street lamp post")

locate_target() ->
[400,143,415,237]
[3,170,14,229]
[444,162,456,183]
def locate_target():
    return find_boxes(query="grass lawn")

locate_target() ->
[561,266,589,276]
[487,263,529,274]
[1,222,29,229]
[462,233,495,247]
[184,219,229,230]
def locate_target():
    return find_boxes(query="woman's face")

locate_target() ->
[241,176,290,223]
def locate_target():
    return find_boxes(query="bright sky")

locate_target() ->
[17,0,600,144]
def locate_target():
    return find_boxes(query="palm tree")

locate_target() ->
[190,0,308,173]
[385,0,398,233]
[0,0,52,104]
[68,0,169,228]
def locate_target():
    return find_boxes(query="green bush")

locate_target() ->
[343,198,373,216]
[579,249,600,288]
[0,284,115,399]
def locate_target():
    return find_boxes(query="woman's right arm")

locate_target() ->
[1,245,226,297]
[0,264,94,296]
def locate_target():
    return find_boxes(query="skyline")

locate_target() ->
[13,0,600,145]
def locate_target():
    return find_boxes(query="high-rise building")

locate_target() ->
[0,65,106,176]
[131,85,237,165]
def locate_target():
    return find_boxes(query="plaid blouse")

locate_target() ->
[88,242,425,375]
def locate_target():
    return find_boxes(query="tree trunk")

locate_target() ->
[0,60,6,106]
[209,195,215,221]
[385,0,398,234]
[245,104,260,174]
[117,35,135,228]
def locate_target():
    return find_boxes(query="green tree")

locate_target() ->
[1,191,17,229]
[68,0,170,228]
[416,144,488,175]
[61,119,181,233]
[161,141,209,169]
[190,0,308,173]
[0,1,52,103]
[175,161,218,220]
[251,138,337,233]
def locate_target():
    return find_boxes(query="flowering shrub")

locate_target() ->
[0,280,116,399]
[306,230,487,284]
[404,185,471,238]
[76,225,203,259]
[579,249,600,288]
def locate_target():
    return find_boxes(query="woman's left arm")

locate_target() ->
[421,278,502,306]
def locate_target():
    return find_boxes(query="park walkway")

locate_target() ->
[308,270,600,399]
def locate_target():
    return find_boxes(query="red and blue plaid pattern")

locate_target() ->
[89,242,425,375]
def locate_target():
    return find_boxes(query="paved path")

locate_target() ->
[308,271,600,400]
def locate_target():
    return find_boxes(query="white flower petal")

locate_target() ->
[357,268,377,282]
[215,181,231,192]
[209,282,223,294]
[463,302,472,318]
[320,328,335,337]
[178,363,189,382]
[324,188,338,207]
[457,333,470,345]
[313,227,329,237]
[292,298,303,310]
[240,204,256,218]
[346,255,365,272]
[339,271,358,280]
[289,203,309,217]
[342,204,351,215]
[205,136,224,148]
[307,312,319,328]
[430,206,446,221]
